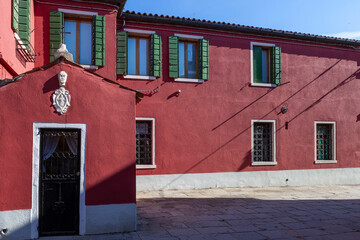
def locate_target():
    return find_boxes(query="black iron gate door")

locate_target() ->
[39,129,80,236]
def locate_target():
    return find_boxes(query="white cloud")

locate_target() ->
[326,31,360,40]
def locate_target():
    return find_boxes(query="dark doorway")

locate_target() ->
[39,129,80,236]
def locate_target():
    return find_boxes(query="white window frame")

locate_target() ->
[124,28,156,80]
[250,42,277,88]
[314,121,337,164]
[251,119,277,166]
[136,117,156,169]
[174,33,204,83]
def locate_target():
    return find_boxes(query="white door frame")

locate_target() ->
[31,123,87,238]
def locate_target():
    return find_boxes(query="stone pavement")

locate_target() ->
[44,185,360,240]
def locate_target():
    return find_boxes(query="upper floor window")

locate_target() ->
[117,29,161,79]
[49,10,105,66]
[12,0,30,43]
[169,34,209,83]
[315,121,337,164]
[251,42,281,87]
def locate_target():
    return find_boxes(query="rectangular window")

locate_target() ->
[64,16,92,65]
[179,41,198,78]
[251,42,281,86]
[315,121,336,164]
[136,118,155,168]
[128,36,149,75]
[251,120,276,166]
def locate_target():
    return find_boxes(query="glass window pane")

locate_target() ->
[139,39,148,75]
[261,49,268,83]
[80,21,92,65]
[179,42,185,78]
[128,38,136,75]
[187,42,197,78]
[64,20,77,61]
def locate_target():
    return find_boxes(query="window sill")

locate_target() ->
[136,164,156,169]
[174,78,204,83]
[251,83,277,88]
[81,65,99,70]
[124,75,156,80]
[252,161,277,166]
[315,160,337,164]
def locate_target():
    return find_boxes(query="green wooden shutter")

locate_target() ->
[116,31,128,75]
[18,0,30,42]
[198,39,209,80]
[270,46,281,85]
[49,11,64,62]
[253,46,263,83]
[150,34,161,77]
[12,0,20,33]
[92,15,105,66]
[169,36,179,78]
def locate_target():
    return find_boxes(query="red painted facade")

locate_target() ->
[117,21,360,176]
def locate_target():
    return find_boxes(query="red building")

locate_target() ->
[1,0,360,239]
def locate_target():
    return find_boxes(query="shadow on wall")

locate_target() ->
[161,62,360,190]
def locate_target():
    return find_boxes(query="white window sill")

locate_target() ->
[315,160,337,164]
[174,78,204,83]
[81,65,98,70]
[252,161,277,166]
[136,164,156,169]
[124,75,156,80]
[251,83,277,88]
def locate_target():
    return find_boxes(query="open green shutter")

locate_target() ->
[199,39,209,80]
[49,11,64,62]
[150,34,161,77]
[92,15,105,66]
[116,31,128,75]
[271,46,281,85]
[18,0,30,42]
[12,0,20,33]
[253,46,263,83]
[168,36,179,78]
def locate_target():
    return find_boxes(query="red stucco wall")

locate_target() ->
[0,0,35,76]
[117,22,360,176]
[0,62,136,211]
[34,0,118,80]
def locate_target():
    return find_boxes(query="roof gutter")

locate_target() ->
[123,13,360,48]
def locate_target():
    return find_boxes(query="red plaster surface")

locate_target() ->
[34,0,118,80]
[0,62,136,211]
[117,22,360,176]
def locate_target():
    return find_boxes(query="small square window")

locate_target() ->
[128,36,150,76]
[251,42,281,87]
[315,121,336,164]
[251,120,276,166]
[136,118,155,169]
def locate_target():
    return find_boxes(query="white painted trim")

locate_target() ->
[136,118,156,168]
[81,65,99,70]
[314,121,337,163]
[124,28,155,34]
[251,119,277,166]
[136,168,360,190]
[175,33,204,39]
[174,78,204,83]
[124,75,156,80]
[250,42,276,86]
[31,123,87,238]
[58,8,98,16]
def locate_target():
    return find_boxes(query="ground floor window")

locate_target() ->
[315,121,336,164]
[251,120,276,166]
[136,118,156,168]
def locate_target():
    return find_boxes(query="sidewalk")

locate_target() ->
[44,185,360,239]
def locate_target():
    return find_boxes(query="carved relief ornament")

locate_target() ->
[52,71,71,114]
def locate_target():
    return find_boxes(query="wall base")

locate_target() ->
[136,168,360,191]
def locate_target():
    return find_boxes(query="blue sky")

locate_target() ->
[124,0,360,40]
